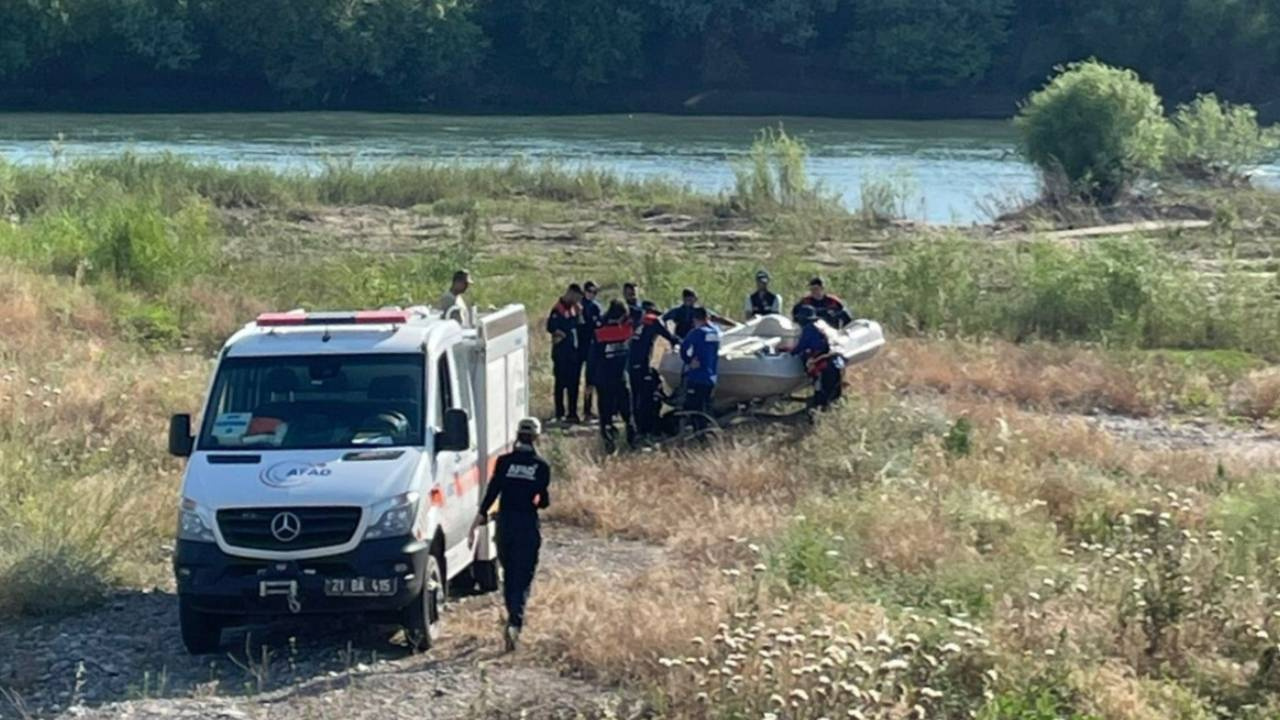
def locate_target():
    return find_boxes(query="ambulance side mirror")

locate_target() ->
[169,414,194,457]
[436,408,470,452]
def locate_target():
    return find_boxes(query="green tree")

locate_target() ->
[196,0,484,105]
[114,0,199,71]
[517,0,646,92]
[1015,60,1169,201]
[844,0,1015,89]
[0,0,69,80]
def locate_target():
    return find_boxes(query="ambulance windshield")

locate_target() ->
[198,354,426,450]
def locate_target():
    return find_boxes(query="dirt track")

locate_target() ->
[0,525,660,720]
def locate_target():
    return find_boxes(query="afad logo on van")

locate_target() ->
[260,461,333,488]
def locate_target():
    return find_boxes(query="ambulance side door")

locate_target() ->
[432,346,478,569]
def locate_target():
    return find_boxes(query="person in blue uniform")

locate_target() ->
[790,305,846,410]
[792,276,853,329]
[679,307,720,433]
[546,284,583,423]
[628,300,679,438]
[471,418,550,652]
[578,281,603,420]
[591,300,637,453]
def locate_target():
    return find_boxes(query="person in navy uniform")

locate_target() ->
[792,276,853,329]
[628,300,679,438]
[591,299,638,452]
[546,284,583,423]
[679,307,721,433]
[663,288,732,339]
[578,281,603,421]
[471,418,550,652]
[744,269,783,320]
[623,282,644,327]
[790,305,846,410]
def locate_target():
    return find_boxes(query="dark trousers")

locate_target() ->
[683,383,714,433]
[552,354,580,419]
[812,364,844,410]
[497,518,541,629]
[629,366,658,436]
[581,350,598,417]
[598,372,635,449]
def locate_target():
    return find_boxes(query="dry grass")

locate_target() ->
[546,438,792,562]
[0,269,203,613]
[526,565,732,686]
[859,338,1276,420]
[3,253,1280,717]
[1228,367,1280,420]
[859,338,1153,415]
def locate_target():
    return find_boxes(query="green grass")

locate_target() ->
[0,153,712,216]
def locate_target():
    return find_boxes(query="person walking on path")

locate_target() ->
[471,418,550,652]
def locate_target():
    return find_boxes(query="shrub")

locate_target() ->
[0,541,113,617]
[732,126,834,213]
[1016,61,1168,201]
[857,168,920,223]
[851,235,990,334]
[1004,238,1208,346]
[2,192,218,292]
[1167,93,1280,183]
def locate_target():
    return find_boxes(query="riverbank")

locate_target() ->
[2,153,1280,718]
[0,86,1028,121]
[2,154,1277,354]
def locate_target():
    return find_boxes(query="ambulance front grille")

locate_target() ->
[217,506,362,551]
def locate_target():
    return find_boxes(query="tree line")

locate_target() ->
[3,0,1278,112]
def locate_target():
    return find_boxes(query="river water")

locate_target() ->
[0,112,1268,224]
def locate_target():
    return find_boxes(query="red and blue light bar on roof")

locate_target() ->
[255,310,412,327]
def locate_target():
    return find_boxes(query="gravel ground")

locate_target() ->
[1086,413,1280,462]
[0,525,661,720]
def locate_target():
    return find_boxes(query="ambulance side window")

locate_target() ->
[435,354,454,425]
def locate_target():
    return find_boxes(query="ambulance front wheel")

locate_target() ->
[404,547,444,652]
[179,596,223,655]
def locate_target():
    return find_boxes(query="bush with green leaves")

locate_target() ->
[732,126,836,214]
[1166,93,1280,183]
[1016,61,1168,201]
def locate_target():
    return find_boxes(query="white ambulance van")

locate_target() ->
[167,305,529,654]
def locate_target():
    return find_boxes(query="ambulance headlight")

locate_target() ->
[364,492,420,539]
[177,498,216,543]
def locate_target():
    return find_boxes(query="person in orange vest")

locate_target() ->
[792,276,852,329]
[628,300,678,438]
[546,284,584,423]
[591,299,637,452]
[790,305,845,410]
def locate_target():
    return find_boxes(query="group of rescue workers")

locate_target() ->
[444,267,854,651]
[545,270,854,453]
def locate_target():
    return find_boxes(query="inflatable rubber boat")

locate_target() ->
[657,314,885,409]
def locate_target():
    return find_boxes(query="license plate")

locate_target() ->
[324,578,397,596]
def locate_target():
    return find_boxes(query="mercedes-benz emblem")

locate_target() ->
[270,512,302,543]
